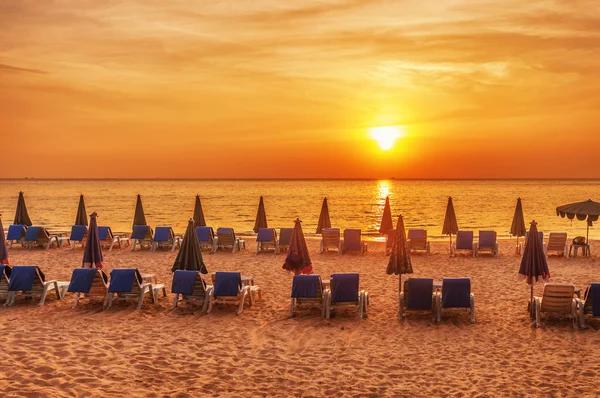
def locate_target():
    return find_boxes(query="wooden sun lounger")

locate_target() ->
[98,226,129,251]
[72,269,109,308]
[212,228,245,253]
[24,227,59,250]
[130,226,154,251]
[172,272,213,312]
[475,230,499,257]
[290,275,328,317]
[256,228,278,254]
[534,283,577,328]
[451,231,475,257]
[207,272,259,315]
[105,269,166,310]
[319,228,342,254]
[407,229,430,255]
[545,232,569,258]
[0,265,10,302]
[151,226,180,252]
[325,274,368,319]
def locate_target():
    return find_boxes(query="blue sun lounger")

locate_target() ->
[325,273,368,319]
[130,225,154,251]
[256,228,278,254]
[196,226,215,251]
[151,226,180,252]
[171,270,213,311]
[23,226,59,250]
[207,272,255,315]
[436,278,475,323]
[68,268,109,307]
[578,283,600,328]
[98,226,128,251]
[106,268,165,309]
[342,229,367,254]
[5,265,66,306]
[6,225,26,248]
[0,264,12,302]
[399,278,435,321]
[59,225,88,250]
[290,274,327,317]
[278,228,293,253]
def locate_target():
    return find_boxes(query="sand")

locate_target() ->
[1,239,600,397]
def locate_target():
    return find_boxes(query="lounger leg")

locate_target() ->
[136,286,147,310]
[398,292,404,320]
[106,293,114,309]
[211,237,218,254]
[290,298,295,317]
[172,293,180,309]
[207,294,214,313]
[436,293,441,323]
[326,293,332,319]
[578,300,587,329]
[321,291,328,318]
[4,292,13,307]
[202,288,212,312]
[358,293,364,318]
[39,283,50,306]
[73,293,80,308]
[470,293,475,323]
[236,289,247,315]
[131,239,137,252]
[535,298,541,328]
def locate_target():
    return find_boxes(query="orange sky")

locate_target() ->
[1,1,599,179]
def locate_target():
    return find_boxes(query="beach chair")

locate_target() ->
[545,232,569,258]
[577,283,600,329]
[278,228,293,254]
[105,268,166,309]
[151,226,180,252]
[475,230,499,257]
[196,226,215,251]
[533,283,577,328]
[290,275,328,317]
[399,278,436,321]
[98,226,128,251]
[256,228,278,254]
[407,229,430,255]
[4,265,66,306]
[59,225,88,250]
[342,229,367,254]
[325,273,368,319]
[6,225,26,248]
[23,226,59,249]
[319,228,342,254]
[171,270,213,311]
[68,268,109,308]
[451,231,475,257]
[212,228,245,253]
[130,225,154,251]
[436,278,475,323]
[521,231,545,255]
[0,264,11,302]
[385,229,395,255]
[207,272,253,315]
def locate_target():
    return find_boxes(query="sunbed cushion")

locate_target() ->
[217,228,234,236]
[478,231,496,247]
[97,226,111,240]
[108,268,142,293]
[154,226,172,242]
[442,278,471,308]
[25,226,41,241]
[131,225,150,240]
[257,228,275,243]
[331,273,359,302]
[70,225,87,241]
[68,268,100,293]
[214,272,241,297]
[196,226,213,242]
[172,270,200,296]
[407,278,434,310]
[588,283,600,317]
[456,231,473,250]
[279,228,293,246]
[322,228,340,235]
[344,229,362,251]
[292,275,321,298]
[7,225,26,241]
[8,266,38,291]
[407,229,425,240]
[0,264,12,279]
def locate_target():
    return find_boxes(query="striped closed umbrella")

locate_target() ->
[387,215,413,319]
[283,218,312,275]
[316,197,331,234]
[14,191,32,226]
[518,221,550,318]
[442,196,458,248]
[75,194,88,226]
[253,196,268,233]
[172,219,207,273]
[0,215,9,265]
[378,196,394,234]
[132,194,147,229]
[82,212,103,269]
[192,195,206,227]
[510,198,526,254]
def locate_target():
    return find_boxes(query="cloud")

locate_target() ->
[0,63,46,74]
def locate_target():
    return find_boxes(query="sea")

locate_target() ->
[0,179,599,241]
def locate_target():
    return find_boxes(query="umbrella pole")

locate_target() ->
[530,284,534,320]
[587,223,590,245]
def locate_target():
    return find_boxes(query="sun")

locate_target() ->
[369,126,404,150]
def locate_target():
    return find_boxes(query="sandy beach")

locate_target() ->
[1,239,599,397]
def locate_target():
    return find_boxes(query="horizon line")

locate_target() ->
[1,177,600,181]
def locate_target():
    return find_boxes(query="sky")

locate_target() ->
[1,0,599,179]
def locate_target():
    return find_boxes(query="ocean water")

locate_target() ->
[0,179,599,241]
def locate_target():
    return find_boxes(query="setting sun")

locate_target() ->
[369,126,405,150]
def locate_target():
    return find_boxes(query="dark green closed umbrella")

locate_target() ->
[0,214,9,265]
[132,194,147,229]
[172,219,207,273]
[253,196,268,233]
[511,198,526,254]
[387,215,413,317]
[14,191,32,226]
[75,194,88,226]
[193,195,206,227]
[442,196,458,248]
[378,196,394,234]
[316,197,331,234]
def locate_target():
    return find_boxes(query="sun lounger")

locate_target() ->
[59,225,88,250]
[342,229,367,254]
[68,268,109,308]
[407,229,430,255]
[151,226,180,252]
[475,230,499,257]
[105,268,166,309]
[196,226,215,251]
[399,278,436,321]
[212,228,245,253]
[4,265,66,306]
[0,264,11,302]
[23,226,59,249]
[207,272,253,315]
[451,231,475,257]
[521,231,545,255]
[533,283,577,328]
[278,228,293,254]
[319,228,342,254]
[545,232,569,258]
[577,283,600,329]
[290,275,328,317]
[436,278,475,323]
[256,228,278,254]
[171,270,213,311]
[98,226,128,251]
[6,225,26,248]
[325,273,368,319]
[130,225,154,251]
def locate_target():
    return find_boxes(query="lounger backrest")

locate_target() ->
[213,272,242,297]
[24,226,42,242]
[70,225,88,241]
[216,228,236,246]
[525,231,544,245]
[331,273,359,303]
[68,268,107,293]
[172,270,205,296]
[343,229,362,251]
[386,229,395,249]
[456,231,474,250]
[547,232,567,251]
[153,226,174,243]
[196,226,214,243]
[407,229,427,250]
[478,231,496,248]
[257,228,276,243]
[279,228,293,246]
[291,275,322,298]
[108,268,143,293]
[131,225,152,240]
[7,225,26,241]
[405,278,434,310]
[442,278,471,308]
[8,265,44,291]
[322,228,340,247]
[540,283,574,313]
[583,283,600,317]
[97,226,112,241]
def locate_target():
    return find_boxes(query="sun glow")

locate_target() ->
[369,126,404,150]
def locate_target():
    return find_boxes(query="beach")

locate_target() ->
[1,239,599,397]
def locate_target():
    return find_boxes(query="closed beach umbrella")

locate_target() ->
[14,191,32,226]
[132,194,147,229]
[556,199,600,244]
[82,212,103,269]
[518,221,550,318]
[378,196,394,234]
[75,194,88,226]
[442,196,458,247]
[283,218,313,275]
[386,215,413,306]
[511,198,526,254]
[172,219,207,273]
[0,215,9,265]
[316,197,331,234]
[192,195,206,227]
[253,196,268,233]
